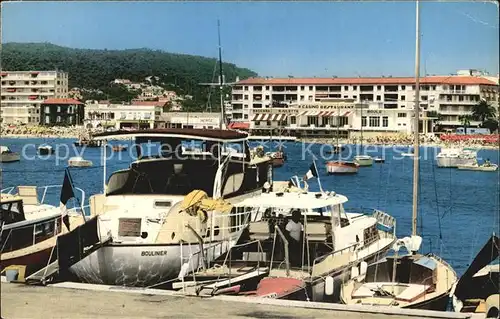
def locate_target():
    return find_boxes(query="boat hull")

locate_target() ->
[436,157,476,168]
[0,153,20,163]
[326,162,359,174]
[457,164,498,172]
[354,157,373,167]
[68,160,93,167]
[68,240,236,287]
[1,246,54,277]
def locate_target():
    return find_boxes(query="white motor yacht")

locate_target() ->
[436,148,477,168]
[0,146,20,163]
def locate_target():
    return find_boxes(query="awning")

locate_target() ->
[251,114,288,121]
[298,110,353,117]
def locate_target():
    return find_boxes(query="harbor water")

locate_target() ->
[1,137,498,276]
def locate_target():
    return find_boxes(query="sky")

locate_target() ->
[1,1,499,78]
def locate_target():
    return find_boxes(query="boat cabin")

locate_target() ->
[94,129,274,199]
[0,195,62,254]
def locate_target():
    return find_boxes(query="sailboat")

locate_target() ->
[326,109,359,174]
[353,101,373,166]
[339,0,457,310]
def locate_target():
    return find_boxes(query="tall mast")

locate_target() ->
[217,20,225,129]
[411,0,421,237]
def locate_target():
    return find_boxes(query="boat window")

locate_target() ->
[363,224,379,246]
[154,201,172,208]
[0,201,25,225]
[1,224,34,253]
[34,218,57,244]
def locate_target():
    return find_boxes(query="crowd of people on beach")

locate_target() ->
[1,124,498,149]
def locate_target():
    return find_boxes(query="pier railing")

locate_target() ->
[1,185,88,216]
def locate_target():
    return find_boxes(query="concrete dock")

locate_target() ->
[1,282,483,319]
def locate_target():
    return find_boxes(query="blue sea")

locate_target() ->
[1,137,499,276]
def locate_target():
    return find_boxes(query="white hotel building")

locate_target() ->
[229,75,498,137]
[1,71,69,125]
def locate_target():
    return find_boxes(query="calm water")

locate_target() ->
[1,137,499,276]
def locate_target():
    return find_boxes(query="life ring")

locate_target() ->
[197,209,208,223]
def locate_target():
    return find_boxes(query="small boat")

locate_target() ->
[326,161,359,174]
[354,155,373,166]
[74,139,102,148]
[38,145,55,155]
[112,145,127,152]
[0,185,87,277]
[68,157,92,167]
[0,146,20,163]
[436,148,476,168]
[457,162,497,172]
[374,157,385,163]
[266,147,287,168]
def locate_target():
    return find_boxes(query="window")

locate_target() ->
[401,96,406,101]
[266,121,271,126]
[255,121,260,125]
[401,85,406,90]
[307,116,318,126]
[369,116,380,127]
[382,116,388,127]
[308,96,313,101]
[244,104,248,109]
[265,95,270,100]
[422,95,428,101]
[290,116,296,124]
[300,95,304,101]
[344,95,348,98]
[353,86,357,90]
[376,95,381,101]
[56,116,61,123]
[377,85,381,90]
[398,113,406,118]
[458,96,463,101]
[353,95,357,99]
[431,85,436,90]
[412,85,415,90]
[300,86,305,90]
[244,86,248,91]
[57,106,61,112]
[344,86,348,90]
[309,86,313,90]
[361,116,367,127]
[45,106,50,113]
[244,114,248,119]
[265,86,269,90]
[244,95,248,100]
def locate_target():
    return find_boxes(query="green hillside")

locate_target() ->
[1,42,257,110]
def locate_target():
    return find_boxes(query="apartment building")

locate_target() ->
[249,100,418,138]
[0,71,69,124]
[231,75,498,131]
[84,101,165,130]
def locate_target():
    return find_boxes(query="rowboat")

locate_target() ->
[326,161,359,174]
[457,163,498,172]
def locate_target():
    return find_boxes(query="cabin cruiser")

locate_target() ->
[340,236,458,310]
[0,185,86,276]
[66,128,274,287]
[436,148,477,168]
[0,146,20,163]
[215,183,397,302]
[457,160,498,172]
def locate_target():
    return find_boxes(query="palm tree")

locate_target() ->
[459,115,473,134]
[472,100,496,123]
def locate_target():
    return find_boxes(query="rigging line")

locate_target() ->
[431,156,444,256]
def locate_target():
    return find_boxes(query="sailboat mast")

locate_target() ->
[217,20,225,129]
[411,0,421,237]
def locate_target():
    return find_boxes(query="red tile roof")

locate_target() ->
[236,76,497,86]
[42,98,83,105]
[131,101,166,107]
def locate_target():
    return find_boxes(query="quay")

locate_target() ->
[1,281,482,319]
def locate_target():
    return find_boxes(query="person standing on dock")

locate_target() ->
[285,209,304,267]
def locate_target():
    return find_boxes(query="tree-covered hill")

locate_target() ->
[1,42,257,110]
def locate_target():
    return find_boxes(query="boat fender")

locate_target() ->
[324,276,334,296]
[198,209,208,223]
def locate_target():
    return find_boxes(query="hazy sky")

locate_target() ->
[2,1,499,77]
